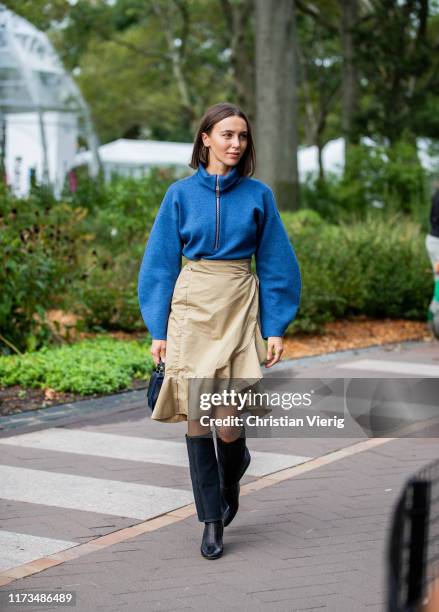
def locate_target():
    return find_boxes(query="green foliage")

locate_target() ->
[0,337,154,395]
[0,170,175,353]
[281,208,328,235]
[354,2,439,143]
[301,141,429,224]
[50,0,233,143]
[284,211,432,334]
[340,217,430,319]
[73,277,143,332]
[75,170,167,254]
[295,1,342,148]
[0,184,89,354]
[65,169,175,331]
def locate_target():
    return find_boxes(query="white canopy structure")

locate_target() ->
[0,4,100,195]
[74,138,193,180]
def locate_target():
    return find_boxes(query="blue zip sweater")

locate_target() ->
[137,162,301,340]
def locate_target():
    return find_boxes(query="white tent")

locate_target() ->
[74,138,193,180]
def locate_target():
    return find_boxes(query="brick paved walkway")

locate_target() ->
[1,436,437,612]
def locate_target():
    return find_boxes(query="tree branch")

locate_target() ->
[295,0,338,33]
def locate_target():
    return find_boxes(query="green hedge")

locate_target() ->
[283,210,431,333]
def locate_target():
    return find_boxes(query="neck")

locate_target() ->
[205,160,233,176]
[196,160,241,191]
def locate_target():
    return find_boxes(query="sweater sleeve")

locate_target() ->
[137,185,183,340]
[255,188,301,339]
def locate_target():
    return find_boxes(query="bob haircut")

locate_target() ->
[190,102,256,177]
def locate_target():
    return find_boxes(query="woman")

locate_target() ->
[137,102,301,560]
[426,179,439,339]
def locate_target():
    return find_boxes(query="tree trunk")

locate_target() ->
[254,0,299,211]
[339,0,359,149]
[220,0,256,123]
[317,140,325,183]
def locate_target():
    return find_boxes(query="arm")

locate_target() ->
[137,185,183,341]
[255,188,301,340]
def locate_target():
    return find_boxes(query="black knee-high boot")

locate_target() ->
[216,427,251,527]
[185,433,223,559]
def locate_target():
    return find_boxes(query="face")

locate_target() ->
[201,115,248,168]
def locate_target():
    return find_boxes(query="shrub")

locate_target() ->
[0,184,89,354]
[285,211,431,333]
[65,169,178,331]
[0,337,154,394]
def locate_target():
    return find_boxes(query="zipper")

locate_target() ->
[214,174,220,249]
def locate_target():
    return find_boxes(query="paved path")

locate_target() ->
[0,339,437,611]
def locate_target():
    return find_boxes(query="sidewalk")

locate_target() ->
[0,340,438,611]
[2,436,438,612]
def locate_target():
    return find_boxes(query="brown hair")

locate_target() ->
[189,102,256,176]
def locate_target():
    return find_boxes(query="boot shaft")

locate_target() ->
[185,434,223,523]
[216,429,251,488]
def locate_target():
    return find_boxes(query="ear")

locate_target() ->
[201,132,210,147]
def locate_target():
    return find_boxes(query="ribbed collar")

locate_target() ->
[195,162,242,192]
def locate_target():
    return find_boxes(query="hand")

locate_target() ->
[151,339,167,366]
[265,336,283,368]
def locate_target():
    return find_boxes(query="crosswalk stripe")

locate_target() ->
[0,530,76,573]
[334,359,439,377]
[0,465,194,520]
[0,429,312,477]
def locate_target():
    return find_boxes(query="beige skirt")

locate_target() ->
[151,258,269,423]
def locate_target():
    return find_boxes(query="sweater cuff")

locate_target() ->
[261,328,285,339]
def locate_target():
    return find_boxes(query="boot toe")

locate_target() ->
[201,543,223,559]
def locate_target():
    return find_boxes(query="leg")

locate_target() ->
[185,419,223,559]
[213,404,251,527]
[187,419,211,438]
[214,403,244,443]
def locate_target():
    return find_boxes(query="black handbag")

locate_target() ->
[147,360,165,412]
